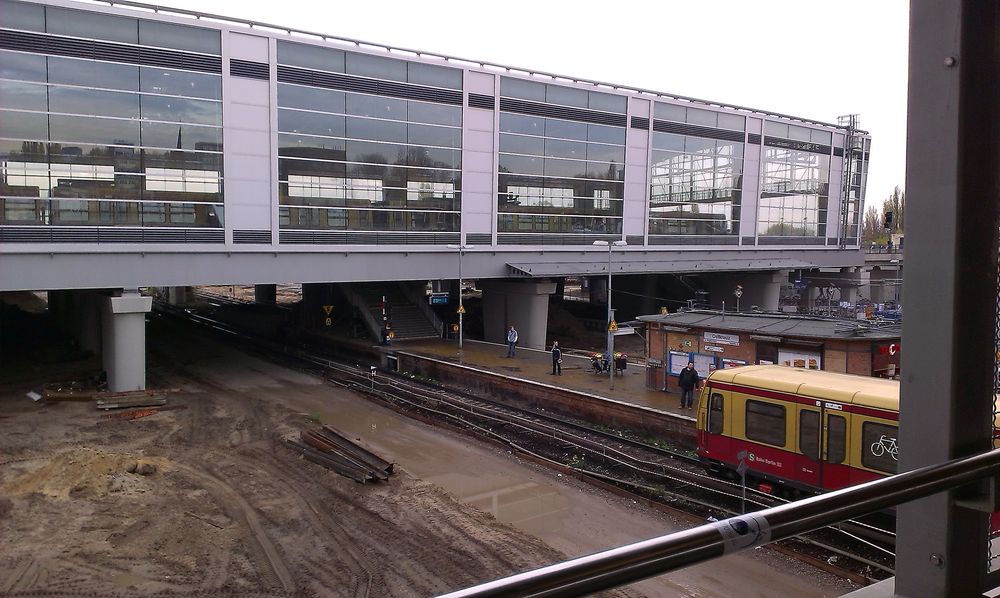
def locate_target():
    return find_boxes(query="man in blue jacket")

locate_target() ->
[506,325,518,357]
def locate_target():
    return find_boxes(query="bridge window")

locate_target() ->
[745,399,786,447]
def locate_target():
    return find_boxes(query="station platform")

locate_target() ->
[389,338,692,419]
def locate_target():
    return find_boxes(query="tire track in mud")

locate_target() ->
[171,462,297,594]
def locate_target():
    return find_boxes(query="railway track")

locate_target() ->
[155,300,896,584]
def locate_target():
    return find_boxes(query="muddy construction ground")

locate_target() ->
[0,304,855,597]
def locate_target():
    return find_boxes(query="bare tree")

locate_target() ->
[883,186,905,234]
[862,204,882,244]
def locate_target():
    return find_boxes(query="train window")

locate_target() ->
[826,414,846,464]
[708,393,724,434]
[799,410,819,460]
[745,400,786,447]
[861,422,899,474]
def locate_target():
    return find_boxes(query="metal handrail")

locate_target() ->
[438,447,1000,598]
[68,0,866,132]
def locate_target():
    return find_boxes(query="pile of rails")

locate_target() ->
[286,425,394,484]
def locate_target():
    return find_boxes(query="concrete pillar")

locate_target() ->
[707,270,786,312]
[255,284,277,305]
[480,279,557,350]
[166,286,188,305]
[101,290,152,392]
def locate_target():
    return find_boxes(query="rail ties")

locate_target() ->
[287,427,395,483]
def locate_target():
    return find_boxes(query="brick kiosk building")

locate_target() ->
[637,310,901,391]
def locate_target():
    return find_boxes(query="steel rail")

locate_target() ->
[69,0,863,131]
[438,448,1000,598]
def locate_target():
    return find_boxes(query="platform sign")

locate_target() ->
[428,293,449,306]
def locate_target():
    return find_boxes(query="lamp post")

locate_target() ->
[446,244,474,350]
[593,240,627,390]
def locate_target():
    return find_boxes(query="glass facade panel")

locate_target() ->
[0,80,46,110]
[277,41,345,72]
[46,7,138,44]
[141,67,222,100]
[48,57,139,92]
[138,20,220,54]
[499,113,544,136]
[140,122,222,151]
[588,91,627,114]
[278,109,347,138]
[347,93,407,119]
[406,101,462,127]
[346,53,407,82]
[407,123,461,148]
[278,84,346,113]
[1,110,48,141]
[499,134,545,156]
[346,117,406,143]
[0,51,47,82]
[49,87,140,119]
[546,84,588,108]
[407,62,462,90]
[140,95,222,126]
[1,0,45,32]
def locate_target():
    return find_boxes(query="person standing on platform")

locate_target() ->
[678,361,700,410]
[506,325,518,357]
[551,341,562,375]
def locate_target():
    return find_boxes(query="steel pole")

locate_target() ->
[607,246,614,391]
[458,248,463,350]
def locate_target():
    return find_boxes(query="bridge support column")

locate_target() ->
[480,280,557,350]
[166,286,188,305]
[101,290,152,392]
[255,284,277,305]
[706,270,786,312]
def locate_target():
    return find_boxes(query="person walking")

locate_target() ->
[506,325,518,357]
[551,341,562,375]
[677,361,700,410]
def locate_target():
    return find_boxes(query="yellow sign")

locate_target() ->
[322,304,333,315]
[609,320,618,332]
[457,305,466,314]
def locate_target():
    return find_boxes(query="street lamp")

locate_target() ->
[446,244,474,350]
[594,240,627,390]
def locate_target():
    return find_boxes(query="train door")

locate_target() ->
[796,404,823,488]
[821,410,849,490]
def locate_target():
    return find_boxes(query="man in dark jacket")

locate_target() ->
[677,361,700,410]
[551,341,562,375]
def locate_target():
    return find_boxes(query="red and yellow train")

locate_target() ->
[696,365,906,496]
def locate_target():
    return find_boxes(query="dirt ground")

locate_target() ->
[0,303,856,597]
[0,316,608,597]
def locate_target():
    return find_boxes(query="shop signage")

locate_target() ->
[704,332,740,346]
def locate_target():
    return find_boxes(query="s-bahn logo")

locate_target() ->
[747,452,782,468]
[870,435,899,461]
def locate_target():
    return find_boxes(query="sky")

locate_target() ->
[144,0,910,210]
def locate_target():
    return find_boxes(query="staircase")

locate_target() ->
[344,282,440,341]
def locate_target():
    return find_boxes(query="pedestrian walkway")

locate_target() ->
[391,338,692,418]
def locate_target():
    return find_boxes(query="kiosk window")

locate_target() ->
[861,422,898,474]
[745,400,786,447]
[708,393,724,434]
[826,414,846,464]
[799,410,819,460]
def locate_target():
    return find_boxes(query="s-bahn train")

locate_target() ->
[695,365,945,496]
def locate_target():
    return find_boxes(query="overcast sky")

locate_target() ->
[150,0,909,210]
